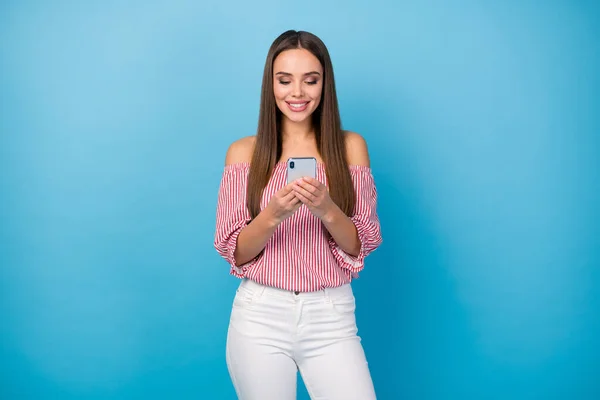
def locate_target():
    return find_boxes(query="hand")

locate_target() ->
[291,177,336,220]
[264,183,302,226]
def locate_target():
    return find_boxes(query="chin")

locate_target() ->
[285,112,312,123]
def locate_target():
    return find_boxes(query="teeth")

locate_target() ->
[289,103,307,108]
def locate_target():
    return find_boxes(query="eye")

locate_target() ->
[278,80,291,85]
[306,80,318,85]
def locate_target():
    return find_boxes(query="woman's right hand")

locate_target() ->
[264,183,302,226]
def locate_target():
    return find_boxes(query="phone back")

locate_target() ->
[286,157,317,184]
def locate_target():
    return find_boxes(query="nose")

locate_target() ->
[291,81,303,98]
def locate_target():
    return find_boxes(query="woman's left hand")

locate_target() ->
[291,177,336,221]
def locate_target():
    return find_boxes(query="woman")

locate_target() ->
[214,30,382,400]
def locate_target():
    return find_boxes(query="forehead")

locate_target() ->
[273,49,322,75]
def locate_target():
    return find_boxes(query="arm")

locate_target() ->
[321,205,361,256]
[223,137,301,266]
[291,132,382,272]
[233,207,280,266]
[291,132,370,256]
[328,166,382,272]
[322,132,371,256]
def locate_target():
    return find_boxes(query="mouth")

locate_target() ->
[286,101,310,112]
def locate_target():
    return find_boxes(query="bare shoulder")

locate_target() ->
[343,131,370,167]
[225,135,256,165]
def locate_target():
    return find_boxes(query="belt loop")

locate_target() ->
[323,287,332,304]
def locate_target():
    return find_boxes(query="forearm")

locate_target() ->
[234,209,279,265]
[322,206,361,257]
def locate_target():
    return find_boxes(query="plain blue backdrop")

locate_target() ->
[1,0,599,399]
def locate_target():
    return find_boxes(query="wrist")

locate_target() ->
[321,205,340,225]
[260,208,282,229]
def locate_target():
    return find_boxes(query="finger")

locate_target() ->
[282,190,297,204]
[279,185,294,196]
[293,183,316,202]
[301,177,323,188]
[282,190,302,207]
[289,193,301,205]
[292,198,302,210]
[290,185,307,202]
[293,190,312,205]
[286,196,302,214]
[295,179,319,195]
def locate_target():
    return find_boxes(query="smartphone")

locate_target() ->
[286,157,317,184]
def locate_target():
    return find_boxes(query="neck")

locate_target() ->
[281,116,315,143]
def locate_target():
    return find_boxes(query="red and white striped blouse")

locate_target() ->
[214,161,382,292]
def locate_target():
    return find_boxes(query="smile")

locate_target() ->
[286,101,309,112]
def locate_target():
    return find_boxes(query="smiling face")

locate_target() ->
[272,48,324,125]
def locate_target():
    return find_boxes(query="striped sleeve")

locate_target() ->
[213,163,256,277]
[329,165,382,275]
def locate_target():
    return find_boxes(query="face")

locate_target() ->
[272,48,323,124]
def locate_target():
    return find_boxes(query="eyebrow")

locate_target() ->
[275,71,321,77]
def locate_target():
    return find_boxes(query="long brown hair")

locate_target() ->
[247,30,355,219]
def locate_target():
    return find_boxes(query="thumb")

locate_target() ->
[280,184,295,195]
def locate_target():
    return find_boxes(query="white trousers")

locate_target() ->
[225,278,377,400]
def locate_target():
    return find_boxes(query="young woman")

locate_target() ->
[214,30,382,400]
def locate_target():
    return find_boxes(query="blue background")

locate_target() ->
[1,1,599,399]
